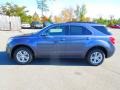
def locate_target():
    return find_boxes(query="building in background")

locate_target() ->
[0,14,21,31]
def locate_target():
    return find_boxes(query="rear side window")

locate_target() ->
[70,26,92,35]
[93,26,111,35]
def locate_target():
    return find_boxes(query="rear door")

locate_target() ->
[68,25,92,56]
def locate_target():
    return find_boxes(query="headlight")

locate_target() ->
[7,38,13,44]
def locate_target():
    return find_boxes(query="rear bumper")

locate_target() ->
[106,45,115,58]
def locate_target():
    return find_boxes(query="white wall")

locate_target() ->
[0,14,21,31]
[0,15,10,30]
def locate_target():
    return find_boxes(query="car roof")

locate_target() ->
[52,22,104,26]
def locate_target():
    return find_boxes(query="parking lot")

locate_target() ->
[0,28,120,90]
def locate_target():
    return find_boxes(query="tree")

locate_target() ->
[21,15,32,23]
[61,8,74,22]
[93,16,109,25]
[37,0,55,17]
[117,18,120,24]
[41,16,48,22]
[54,16,62,23]
[47,16,52,22]
[108,15,116,26]
[74,5,80,21]
[32,12,40,21]
[0,2,32,23]
[1,3,28,16]
[79,4,87,21]
[74,4,87,22]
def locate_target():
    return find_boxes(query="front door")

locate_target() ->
[37,24,69,56]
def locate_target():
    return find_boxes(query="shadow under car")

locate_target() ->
[0,51,89,66]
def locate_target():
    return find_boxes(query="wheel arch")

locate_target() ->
[11,45,35,59]
[86,46,108,58]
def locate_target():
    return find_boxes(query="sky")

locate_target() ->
[0,0,120,19]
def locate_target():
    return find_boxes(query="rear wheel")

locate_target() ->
[87,49,105,66]
[13,47,33,64]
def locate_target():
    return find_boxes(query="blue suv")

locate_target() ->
[6,22,115,66]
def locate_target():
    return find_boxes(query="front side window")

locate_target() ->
[70,26,92,35]
[47,25,69,35]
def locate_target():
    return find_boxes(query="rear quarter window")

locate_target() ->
[70,26,92,35]
[93,26,111,35]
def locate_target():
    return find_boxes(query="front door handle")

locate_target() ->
[60,39,66,41]
[86,37,91,40]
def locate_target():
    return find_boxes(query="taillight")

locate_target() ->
[109,36,115,44]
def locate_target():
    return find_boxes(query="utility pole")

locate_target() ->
[36,0,44,17]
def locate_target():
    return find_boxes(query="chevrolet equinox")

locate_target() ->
[6,22,115,66]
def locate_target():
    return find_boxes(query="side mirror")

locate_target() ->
[41,33,47,36]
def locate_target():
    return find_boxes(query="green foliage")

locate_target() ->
[74,5,80,21]
[0,2,120,25]
[0,2,32,23]
[47,16,52,22]
[94,17,108,25]
[74,4,120,25]
[22,15,32,24]
[74,4,87,22]
[115,18,120,25]
[79,4,87,21]
[94,17,120,26]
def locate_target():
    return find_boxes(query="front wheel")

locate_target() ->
[13,47,33,65]
[86,49,105,66]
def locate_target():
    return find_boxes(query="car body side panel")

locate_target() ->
[6,37,39,58]
[80,38,115,58]
[6,23,115,60]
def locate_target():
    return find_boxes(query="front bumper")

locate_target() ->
[6,44,12,58]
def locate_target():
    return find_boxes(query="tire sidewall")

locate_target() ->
[13,47,33,65]
[87,49,105,66]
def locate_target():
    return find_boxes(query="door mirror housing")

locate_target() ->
[41,33,48,36]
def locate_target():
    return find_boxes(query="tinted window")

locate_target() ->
[70,26,92,35]
[93,26,111,35]
[32,22,39,24]
[47,26,69,35]
[31,21,41,25]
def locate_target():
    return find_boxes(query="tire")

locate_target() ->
[86,49,105,66]
[13,47,33,65]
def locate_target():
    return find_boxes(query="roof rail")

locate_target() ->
[66,21,97,24]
